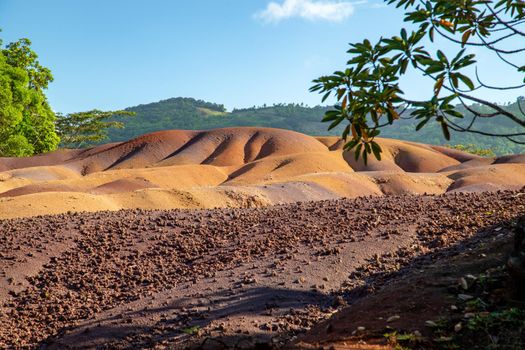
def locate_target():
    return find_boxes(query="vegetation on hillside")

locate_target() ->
[104,97,524,155]
[108,97,330,141]
[444,143,496,157]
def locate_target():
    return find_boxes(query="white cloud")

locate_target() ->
[370,2,387,8]
[256,0,360,23]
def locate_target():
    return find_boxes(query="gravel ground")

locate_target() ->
[1,190,524,349]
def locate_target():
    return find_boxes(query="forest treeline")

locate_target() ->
[107,97,525,155]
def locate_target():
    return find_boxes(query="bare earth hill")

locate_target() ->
[0,127,524,219]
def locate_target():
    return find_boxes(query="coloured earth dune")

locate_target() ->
[0,127,524,219]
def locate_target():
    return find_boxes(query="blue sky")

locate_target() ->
[1,0,523,113]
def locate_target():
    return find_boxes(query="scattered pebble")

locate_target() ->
[386,315,400,323]
[458,294,474,301]
[425,320,438,328]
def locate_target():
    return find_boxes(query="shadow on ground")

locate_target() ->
[44,214,522,350]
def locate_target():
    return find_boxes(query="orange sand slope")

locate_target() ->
[0,127,524,219]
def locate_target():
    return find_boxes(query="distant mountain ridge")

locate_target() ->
[106,97,524,155]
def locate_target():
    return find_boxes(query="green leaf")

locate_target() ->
[441,121,451,140]
[457,73,475,90]
[450,73,459,88]
[450,49,466,66]
[328,117,344,130]
[371,141,382,161]
[437,50,448,64]
[345,138,359,151]
[445,109,463,118]
[322,111,340,122]
[354,143,363,161]
[321,91,331,103]
[401,28,407,41]
[426,63,444,74]
[416,117,430,131]
[461,30,472,46]
[342,124,351,140]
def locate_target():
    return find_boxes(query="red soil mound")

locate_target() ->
[493,154,525,164]
[63,128,329,175]
[0,127,523,218]
[0,149,82,172]
[90,178,157,194]
[0,183,78,198]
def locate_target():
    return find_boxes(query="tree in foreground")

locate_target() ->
[55,110,135,149]
[0,37,59,156]
[312,0,525,291]
[1,32,135,153]
[311,0,524,164]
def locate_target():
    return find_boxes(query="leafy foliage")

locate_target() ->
[181,325,200,335]
[445,143,495,157]
[311,0,525,163]
[0,36,59,156]
[56,110,135,149]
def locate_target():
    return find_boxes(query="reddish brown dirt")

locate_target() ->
[0,149,83,172]
[0,183,78,198]
[292,220,525,350]
[63,128,330,174]
[1,190,524,349]
[90,178,158,194]
[1,128,525,219]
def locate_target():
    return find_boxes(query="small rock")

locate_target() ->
[386,315,400,323]
[458,294,474,301]
[459,277,469,290]
[425,320,438,328]
[332,296,347,307]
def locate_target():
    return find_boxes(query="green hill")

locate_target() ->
[107,97,525,155]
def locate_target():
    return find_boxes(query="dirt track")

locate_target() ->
[1,190,524,349]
